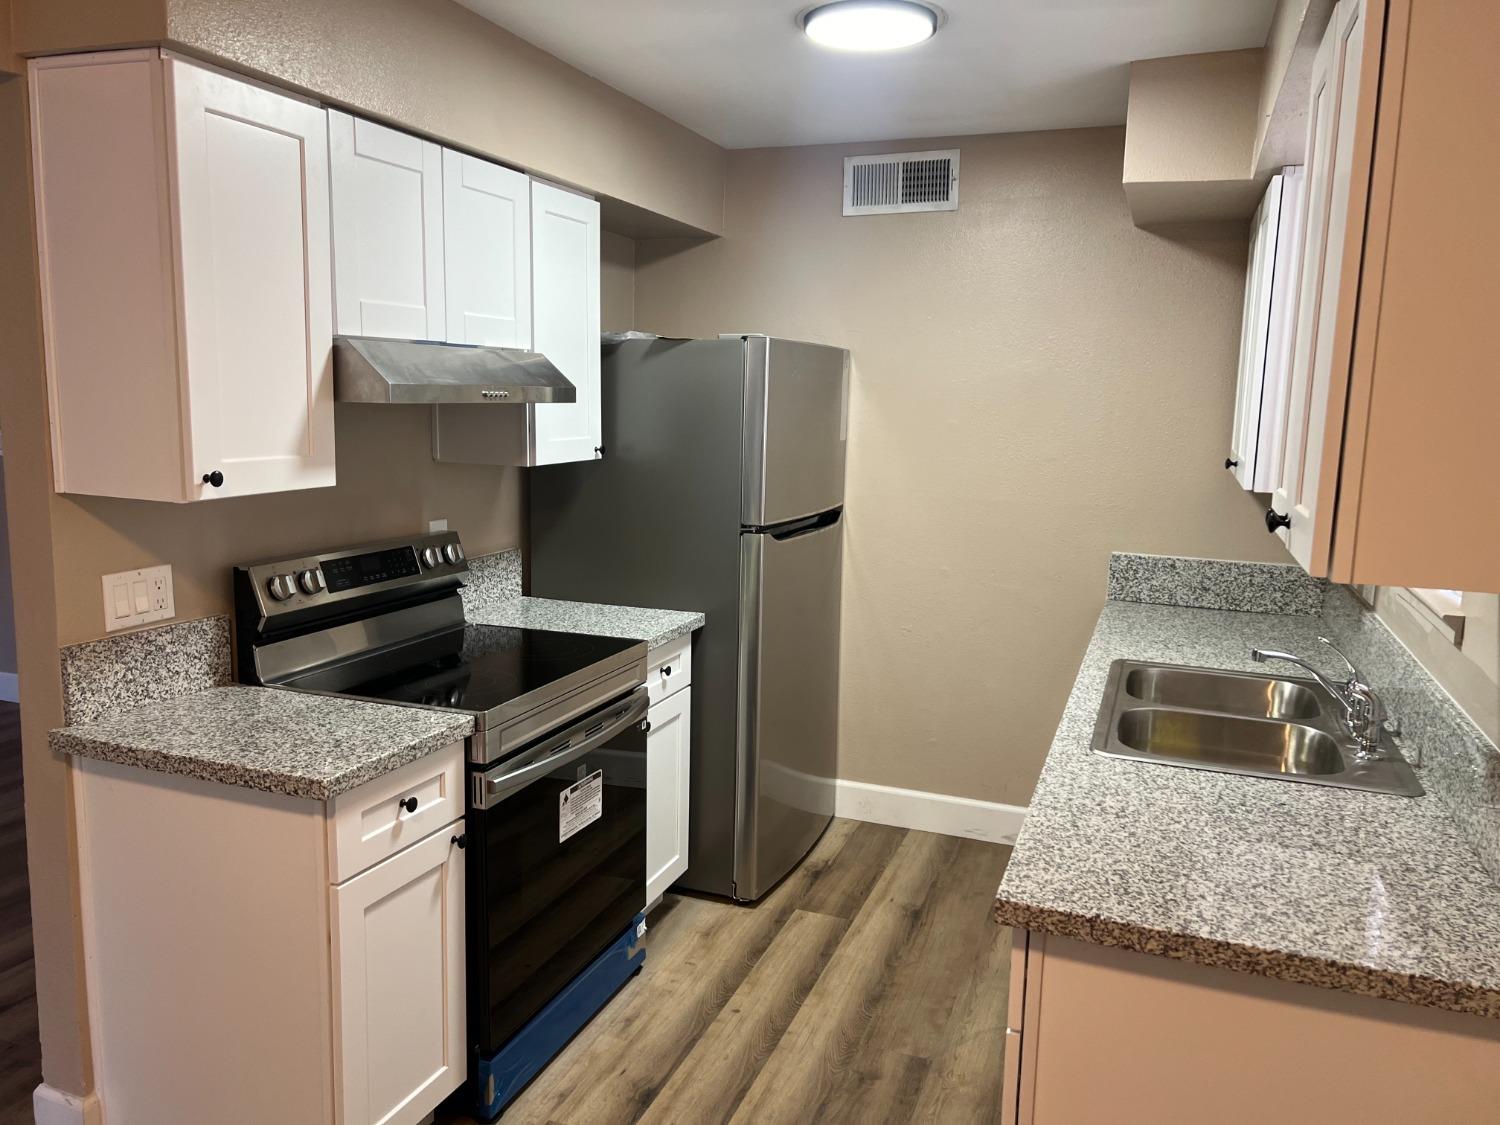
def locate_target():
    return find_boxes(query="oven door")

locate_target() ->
[467,687,649,1059]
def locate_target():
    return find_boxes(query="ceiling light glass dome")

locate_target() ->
[802,1,940,52]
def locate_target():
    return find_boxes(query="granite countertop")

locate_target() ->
[995,599,1500,1019]
[467,596,704,651]
[51,685,475,800]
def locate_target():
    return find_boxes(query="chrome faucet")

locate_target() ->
[1251,637,1394,759]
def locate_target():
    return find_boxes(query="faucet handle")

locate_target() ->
[1317,636,1363,686]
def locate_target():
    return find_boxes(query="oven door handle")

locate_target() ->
[473,688,650,810]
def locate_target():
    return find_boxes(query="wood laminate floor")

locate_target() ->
[0,704,40,1125]
[445,819,1013,1125]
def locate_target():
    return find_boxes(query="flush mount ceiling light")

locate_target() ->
[801,1,940,52]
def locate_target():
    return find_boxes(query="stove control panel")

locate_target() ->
[236,531,469,621]
[324,545,422,593]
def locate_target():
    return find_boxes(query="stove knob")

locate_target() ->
[443,543,463,565]
[297,568,326,596]
[421,546,441,569]
[267,574,297,602]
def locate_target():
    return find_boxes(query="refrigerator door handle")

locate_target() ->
[743,507,843,540]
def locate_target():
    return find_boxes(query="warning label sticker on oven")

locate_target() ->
[559,770,603,843]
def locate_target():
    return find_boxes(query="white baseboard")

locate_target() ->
[33,1085,103,1125]
[0,672,17,704]
[834,779,1028,845]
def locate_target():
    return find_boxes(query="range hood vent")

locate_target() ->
[332,336,577,405]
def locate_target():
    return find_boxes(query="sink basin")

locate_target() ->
[1115,708,1344,776]
[1122,665,1325,722]
[1092,660,1423,797]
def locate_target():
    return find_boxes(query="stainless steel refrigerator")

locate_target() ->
[529,334,848,901]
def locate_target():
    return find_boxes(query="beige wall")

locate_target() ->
[1123,49,1264,224]
[14,0,726,237]
[601,231,637,333]
[50,426,525,645]
[634,129,1289,808]
[1255,0,1336,173]
[0,74,93,1096]
[0,458,16,675]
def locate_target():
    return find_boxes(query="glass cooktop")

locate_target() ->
[289,624,642,722]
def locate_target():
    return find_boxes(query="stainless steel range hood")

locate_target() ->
[333,336,577,405]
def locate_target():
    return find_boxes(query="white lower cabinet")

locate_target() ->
[646,688,691,906]
[73,744,468,1125]
[333,819,466,1125]
[645,636,693,908]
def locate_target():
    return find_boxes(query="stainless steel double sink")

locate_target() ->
[1092,660,1423,797]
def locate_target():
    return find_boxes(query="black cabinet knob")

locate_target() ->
[398,796,419,813]
[593,445,605,457]
[1265,508,1292,533]
[1224,458,1239,470]
[640,720,652,735]
[451,833,467,850]
[661,665,672,677]
[202,470,224,488]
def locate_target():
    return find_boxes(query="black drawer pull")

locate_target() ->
[398,796,419,813]
[1265,509,1292,533]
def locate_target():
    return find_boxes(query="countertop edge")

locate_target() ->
[50,708,476,801]
[992,897,1500,1021]
[465,595,706,650]
[992,595,1500,1022]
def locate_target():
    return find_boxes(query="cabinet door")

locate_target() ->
[1228,180,1281,490]
[1254,165,1306,495]
[1272,0,1368,568]
[646,689,691,906]
[332,821,465,1125]
[442,150,531,348]
[165,57,335,499]
[531,180,602,465]
[329,111,445,341]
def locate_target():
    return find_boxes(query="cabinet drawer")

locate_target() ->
[645,635,692,706]
[328,743,465,883]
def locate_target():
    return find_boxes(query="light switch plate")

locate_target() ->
[427,518,448,532]
[102,565,175,632]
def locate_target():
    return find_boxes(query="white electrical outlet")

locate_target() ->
[102,565,175,632]
[427,518,448,533]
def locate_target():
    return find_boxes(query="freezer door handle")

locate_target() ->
[743,507,843,540]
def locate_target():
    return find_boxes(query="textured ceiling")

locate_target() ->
[459,0,1278,148]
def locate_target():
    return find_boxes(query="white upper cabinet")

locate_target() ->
[30,50,334,502]
[1270,0,1368,567]
[531,180,602,465]
[329,111,445,341]
[443,150,532,349]
[1228,167,1304,493]
[430,178,603,467]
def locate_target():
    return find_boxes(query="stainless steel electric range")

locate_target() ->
[234,531,649,1117]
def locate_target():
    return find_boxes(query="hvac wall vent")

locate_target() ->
[842,149,959,216]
